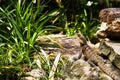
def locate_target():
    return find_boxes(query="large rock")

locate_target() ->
[97,8,120,39]
[36,34,120,80]
[63,59,113,80]
[99,8,120,23]
[99,41,120,70]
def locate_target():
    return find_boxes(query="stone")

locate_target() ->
[21,69,46,80]
[97,8,120,39]
[99,8,120,23]
[63,59,113,80]
[99,41,120,70]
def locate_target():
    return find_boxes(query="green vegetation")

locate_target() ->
[0,0,55,79]
[0,0,120,79]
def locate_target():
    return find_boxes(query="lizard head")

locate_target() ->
[76,33,87,46]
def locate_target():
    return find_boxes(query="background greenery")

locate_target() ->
[0,0,120,79]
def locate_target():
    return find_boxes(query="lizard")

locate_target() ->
[76,33,120,80]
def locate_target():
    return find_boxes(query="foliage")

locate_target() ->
[0,0,52,65]
[44,0,101,39]
[0,66,22,80]
[0,0,55,79]
[0,0,120,79]
[45,0,120,40]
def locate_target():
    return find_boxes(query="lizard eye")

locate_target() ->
[81,43,85,47]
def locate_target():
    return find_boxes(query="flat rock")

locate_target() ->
[106,41,120,55]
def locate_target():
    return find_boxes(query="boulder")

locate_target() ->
[97,8,120,39]
[99,41,120,70]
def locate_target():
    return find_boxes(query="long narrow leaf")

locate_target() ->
[0,34,10,42]
[36,17,51,33]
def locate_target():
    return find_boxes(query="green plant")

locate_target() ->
[0,0,119,79]
[0,0,67,79]
[43,0,100,38]
[0,0,54,66]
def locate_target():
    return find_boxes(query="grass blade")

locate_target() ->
[49,52,61,80]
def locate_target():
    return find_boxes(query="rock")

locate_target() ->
[63,59,113,80]
[35,34,83,62]
[97,20,120,39]
[99,8,120,23]
[96,8,120,80]
[21,69,46,80]
[97,8,120,39]
[35,34,120,80]
[99,41,120,70]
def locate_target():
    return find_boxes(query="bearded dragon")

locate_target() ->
[76,33,120,80]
